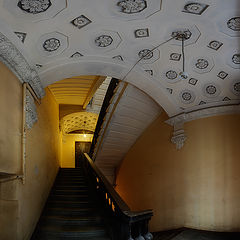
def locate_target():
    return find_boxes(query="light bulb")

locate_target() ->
[179,71,189,80]
[83,134,87,138]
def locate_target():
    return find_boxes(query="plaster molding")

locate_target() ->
[166,104,240,126]
[166,104,240,149]
[25,89,38,129]
[0,32,45,98]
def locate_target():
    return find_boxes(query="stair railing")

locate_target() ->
[89,78,119,158]
[83,153,153,240]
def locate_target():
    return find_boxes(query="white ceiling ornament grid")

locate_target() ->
[61,112,98,135]
[0,0,239,117]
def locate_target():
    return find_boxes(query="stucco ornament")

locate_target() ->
[43,38,60,52]
[117,0,147,14]
[25,89,38,129]
[0,32,45,98]
[144,232,153,240]
[18,0,52,14]
[95,35,113,47]
[227,17,240,31]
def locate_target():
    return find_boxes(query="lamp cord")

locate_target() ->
[122,36,175,82]
[181,36,185,73]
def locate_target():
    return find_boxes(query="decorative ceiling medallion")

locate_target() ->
[223,97,230,101]
[71,15,92,29]
[38,31,68,57]
[168,25,201,46]
[166,88,173,94]
[172,30,192,41]
[232,53,240,64]
[231,81,240,96]
[15,32,27,43]
[95,35,113,47]
[217,71,228,80]
[145,70,153,75]
[113,55,123,61]
[70,52,83,58]
[227,17,240,31]
[17,0,52,14]
[208,40,223,51]
[188,78,198,85]
[134,28,149,38]
[180,90,196,104]
[43,38,60,52]
[192,56,214,73]
[195,59,209,69]
[117,0,147,14]
[203,83,221,98]
[170,53,181,61]
[138,49,153,60]
[182,2,209,15]
[166,70,178,80]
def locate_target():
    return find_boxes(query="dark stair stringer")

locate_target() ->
[31,168,111,240]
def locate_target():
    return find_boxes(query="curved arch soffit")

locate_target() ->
[40,57,181,117]
[61,112,98,135]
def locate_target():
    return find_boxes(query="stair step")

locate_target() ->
[40,215,104,227]
[36,225,107,238]
[44,207,98,217]
[46,200,95,208]
[48,194,89,201]
[51,189,89,195]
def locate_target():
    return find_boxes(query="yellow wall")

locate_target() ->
[61,134,93,168]
[116,112,240,232]
[0,62,61,240]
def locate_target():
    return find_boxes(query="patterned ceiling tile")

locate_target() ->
[207,40,223,51]
[182,2,209,15]
[217,71,228,80]
[15,31,26,43]
[218,13,240,37]
[144,69,153,75]
[71,15,92,29]
[188,78,198,86]
[17,0,52,14]
[231,81,240,96]
[134,28,149,38]
[180,89,196,104]
[117,0,147,14]
[162,68,181,83]
[37,31,68,56]
[203,83,221,98]
[192,56,214,74]
[168,25,201,46]
[170,53,181,61]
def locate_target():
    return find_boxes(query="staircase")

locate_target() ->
[31,168,110,240]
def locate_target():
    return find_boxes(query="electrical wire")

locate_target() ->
[181,36,185,73]
[122,36,175,82]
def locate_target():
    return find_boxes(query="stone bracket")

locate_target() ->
[166,103,240,150]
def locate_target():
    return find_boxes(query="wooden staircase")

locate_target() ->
[31,168,110,240]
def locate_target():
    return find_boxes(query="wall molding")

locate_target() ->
[166,104,240,149]
[0,32,45,98]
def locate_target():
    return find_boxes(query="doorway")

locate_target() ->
[75,141,91,168]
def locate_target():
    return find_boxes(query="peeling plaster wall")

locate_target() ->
[116,112,240,232]
[0,62,61,240]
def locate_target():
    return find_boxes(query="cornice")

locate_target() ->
[0,32,45,98]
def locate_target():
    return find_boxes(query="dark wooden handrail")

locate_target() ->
[89,78,119,158]
[83,153,153,240]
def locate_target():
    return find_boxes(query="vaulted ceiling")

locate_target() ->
[0,0,239,117]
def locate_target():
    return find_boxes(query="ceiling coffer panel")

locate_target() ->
[0,0,239,116]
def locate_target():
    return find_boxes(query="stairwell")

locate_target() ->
[31,167,110,240]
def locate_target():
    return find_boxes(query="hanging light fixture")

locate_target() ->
[178,31,189,80]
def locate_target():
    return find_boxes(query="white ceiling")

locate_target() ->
[0,0,239,117]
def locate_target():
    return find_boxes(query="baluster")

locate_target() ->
[135,221,145,240]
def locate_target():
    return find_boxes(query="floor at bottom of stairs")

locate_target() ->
[153,228,240,240]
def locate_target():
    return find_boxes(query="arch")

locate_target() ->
[40,57,181,117]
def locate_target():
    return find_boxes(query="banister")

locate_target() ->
[83,153,153,240]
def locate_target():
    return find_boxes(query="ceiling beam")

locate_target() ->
[83,76,106,109]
